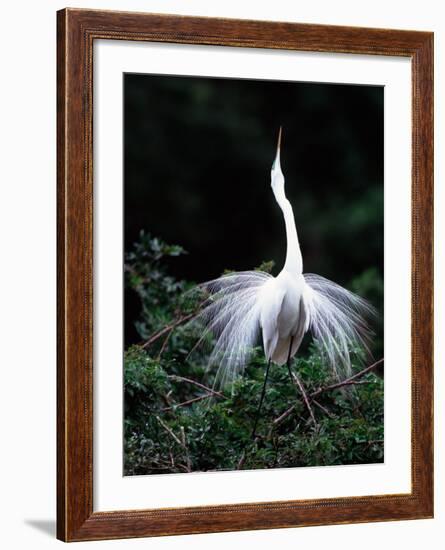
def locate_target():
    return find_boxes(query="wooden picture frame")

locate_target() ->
[57,8,434,542]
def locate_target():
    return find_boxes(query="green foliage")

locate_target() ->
[350,267,384,359]
[255,259,275,274]
[124,234,383,475]
[124,231,197,340]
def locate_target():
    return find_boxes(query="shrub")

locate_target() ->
[124,233,383,475]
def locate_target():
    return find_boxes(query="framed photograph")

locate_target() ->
[57,8,433,542]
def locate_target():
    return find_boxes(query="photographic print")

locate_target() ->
[123,74,384,476]
[57,9,433,540]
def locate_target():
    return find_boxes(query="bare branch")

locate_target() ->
[273,358,384,426]
[157,330,172,359]
[161,393,214,411]
[291,371,317,425]
[180,426,192,472]
[141,312,195,349]
[155,415,183,447]
[310,358,384,399]
[237,451,246,470]
[168,375,224,398]
[141,296,208,351]
[312,399,335,418]
[273,404,296,426]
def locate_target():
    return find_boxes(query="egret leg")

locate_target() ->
[286,338,317,425]
[252,358,272,439]
[285,336,295,388]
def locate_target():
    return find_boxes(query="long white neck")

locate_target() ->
[270,130,303,275]
[277,197,303,274]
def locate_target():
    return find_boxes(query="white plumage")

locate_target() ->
[189,128,374,390]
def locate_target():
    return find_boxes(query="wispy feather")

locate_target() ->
[303,274,376,379]
[187,271,272,389]
[185,128,377,401]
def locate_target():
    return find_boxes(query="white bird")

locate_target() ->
[189,128,375,425]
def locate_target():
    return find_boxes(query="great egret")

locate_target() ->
[189,128,375,434]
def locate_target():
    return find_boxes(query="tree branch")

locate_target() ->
[291,371,317,425]
[312,399,335,418]
[273,358,384,426]
[155,415,183,447]
[168,375,224,398]
[273,404,296,426]
[180,426,192,472]
[141,312,195,349]
[310,358,384,399]
[161,393,214,411]
[157,329,173,359]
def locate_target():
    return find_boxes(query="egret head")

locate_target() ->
[271,127,286,204]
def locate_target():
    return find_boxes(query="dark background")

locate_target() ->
[124,74,384,350]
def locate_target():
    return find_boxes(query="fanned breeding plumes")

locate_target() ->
[188,271,273,389]
[187,127,375,391]
[303,274,375,378]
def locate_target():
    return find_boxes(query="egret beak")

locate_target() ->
[272,126,282,171]
[276,126,282,153]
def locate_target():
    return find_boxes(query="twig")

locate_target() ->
[155,416,192,472]
[169,450,175,469]
[237,451,246,470]
[273,404,296,426]
[157,329,172,359]
[310,358,384,399]
[357,438,384,451]
[273,358,384,426]
[160,392,172,410]
[238,432,262,470]
[292,371,317,425]
[155,415,183,447]
[168,375,224,398]
[141,312,195,349]
[144,466,177,472]
[180,426,192,472]
[312,399,335,419]
[174,463,192,473]
[161,393,215,411]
